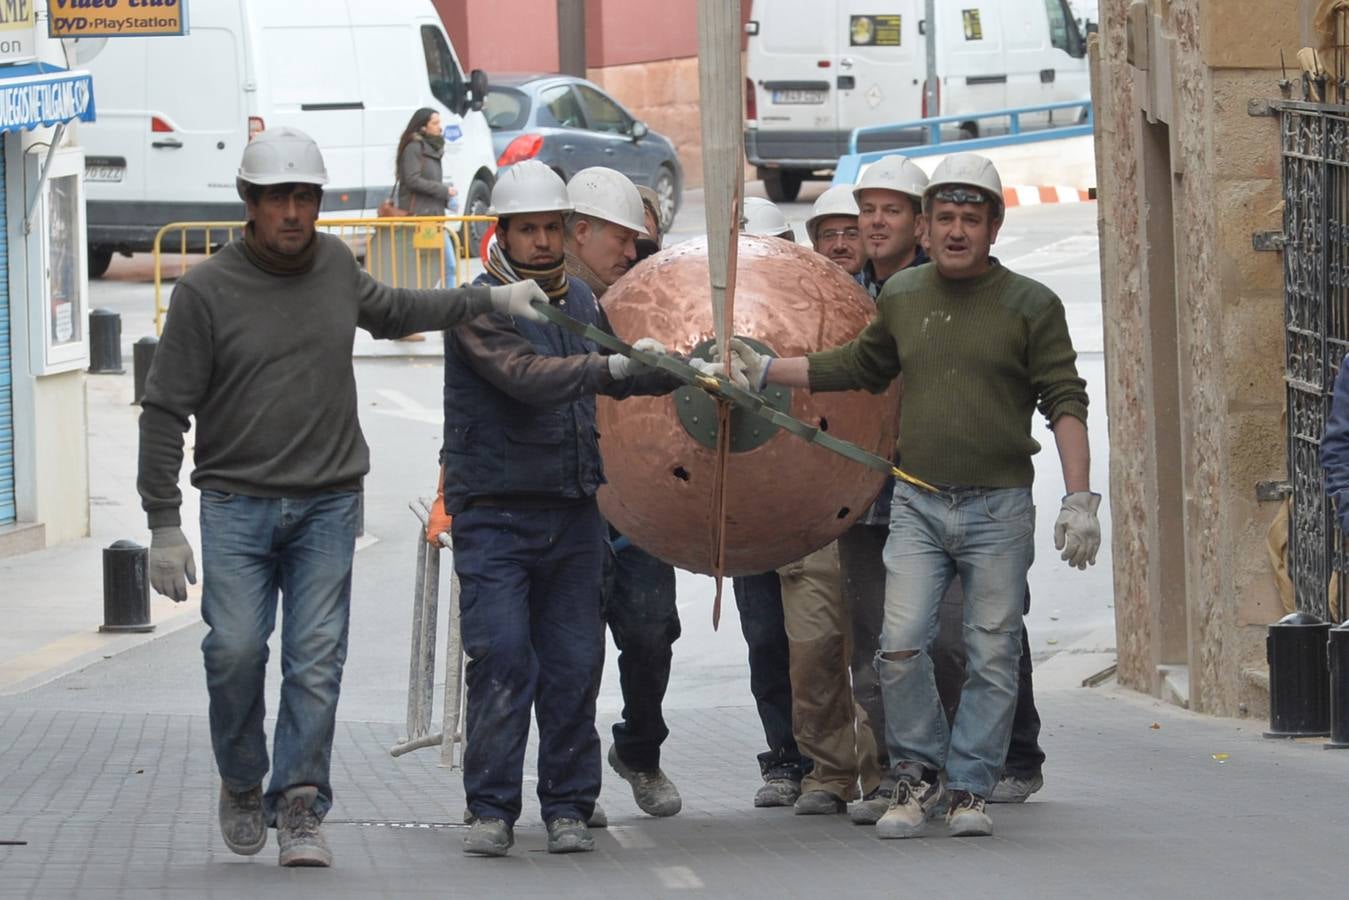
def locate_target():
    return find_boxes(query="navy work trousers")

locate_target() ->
[452,501,606,826]
[732,572,809,780]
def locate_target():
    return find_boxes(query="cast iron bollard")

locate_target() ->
[99,540,155,634]
[132,336,158,405]
[88,309,124,374]
[1264,611,1330,738]
[1327,620,1349,749]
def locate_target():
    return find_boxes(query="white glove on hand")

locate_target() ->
[609,337,667,379]
[1053,491,1102,570]
[689,357,750,390]
[149,526,197,603]
[729,338,772,392]
[488,280,549,323]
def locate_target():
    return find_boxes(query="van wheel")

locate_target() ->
[465,177,493,249]
[958,122,979,141]
[763,169,802,203]
[89,247,113,279]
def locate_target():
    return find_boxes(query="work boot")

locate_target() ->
[607,745,682,817]
[946,790,993,837]
[546,817,595,854]
[463,817,514,857]
[753,776,801,808]
[988,771,1044,804]
[588,802,609,829]
[848,785,892,825]
[218,782,266,856]
[874,775,944,840]
[276,785,332,867]
[794,789,846,815]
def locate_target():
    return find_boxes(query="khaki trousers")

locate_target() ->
[777,542,883,799]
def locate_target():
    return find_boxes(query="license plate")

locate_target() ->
[85,165,125,183]
[772,89,827,105]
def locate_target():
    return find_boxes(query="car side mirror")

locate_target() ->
[631,120,649,141]
[468,69,489,113]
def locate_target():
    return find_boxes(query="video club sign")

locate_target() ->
[48,0,187,39]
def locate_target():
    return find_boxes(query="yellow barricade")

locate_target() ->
[151,215,495,335]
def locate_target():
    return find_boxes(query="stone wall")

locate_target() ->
[586,57,708,189]
[1096,0,1303,715]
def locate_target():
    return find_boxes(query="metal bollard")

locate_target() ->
[87,309,124,374]
[132,336,158,405]
[1327,621,1349,749]
[99,540,155,633]
[1264,611,1330,738]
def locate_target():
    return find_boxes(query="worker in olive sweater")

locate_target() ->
[729,153,1100,842]
[137,127,548,869]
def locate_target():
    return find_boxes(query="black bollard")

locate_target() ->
[99,540,155,634]
[1265,611,1330,738]
[132,336,158,405]
[1327,620,1349,749]
[88,309,124,374]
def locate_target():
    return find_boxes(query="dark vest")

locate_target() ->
[441,273,606,513]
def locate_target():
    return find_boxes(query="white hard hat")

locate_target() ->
[853,154,928,203]
[741,196,795,241]
[924,153,1005,218]
[567,166,647,234]
[806,184,860,242]
[489,160,572,217]
[236,126,327,198]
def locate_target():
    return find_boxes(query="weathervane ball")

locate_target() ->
[596,234,901,576]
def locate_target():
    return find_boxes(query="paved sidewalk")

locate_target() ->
[0,683,1343,899]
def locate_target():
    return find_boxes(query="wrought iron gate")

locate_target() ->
[1281,96,1349,622]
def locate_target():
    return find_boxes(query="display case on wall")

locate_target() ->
[24,146,88,375]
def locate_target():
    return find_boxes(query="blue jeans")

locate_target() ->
[731,572,809,780]
[199,489,361,824]
[453,501,606,826]
[878,482,1035,797]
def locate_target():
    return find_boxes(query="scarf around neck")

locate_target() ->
[485,235,569,300]
[241,223,319,276]
[564,250,607,299]
[419,132,445,155]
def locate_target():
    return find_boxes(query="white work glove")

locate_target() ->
[609,337,666,379]
[149,526,197,603]
[728,337,772,392]
[1053,491,1102,570]
[689,356,750,390]
[488,280,549,323]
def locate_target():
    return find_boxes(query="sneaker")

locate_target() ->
[546,817,595,854]
[607,745,682,817]
[988,772,1044,804]
[463,817,514,857]
[946,790,993,837]
[848,785,892,825]
[794,789,846,815]
[276,786,332,867]
[754,777,801,808]
[218,783,266,856]
[874,776,944,840]
[588,801,609,829]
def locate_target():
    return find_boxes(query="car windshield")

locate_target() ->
[483,87,530,131]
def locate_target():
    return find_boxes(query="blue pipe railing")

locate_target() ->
[833,99,1094,186]
[846,98,1094,154]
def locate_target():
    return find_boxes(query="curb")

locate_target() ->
[1003,185,1095,207]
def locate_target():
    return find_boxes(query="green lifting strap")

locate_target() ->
[530,300,936,493]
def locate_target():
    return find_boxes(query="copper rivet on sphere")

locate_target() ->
[597,234,901,576]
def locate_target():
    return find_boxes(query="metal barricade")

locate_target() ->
[151,215,494,335]
[389,497,467,769]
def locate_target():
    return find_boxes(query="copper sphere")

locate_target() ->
[597,234,900,575]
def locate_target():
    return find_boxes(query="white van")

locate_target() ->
[744,0,1090,201]
[77,0,497,276]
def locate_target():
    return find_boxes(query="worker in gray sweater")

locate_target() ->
[136,127,546,869]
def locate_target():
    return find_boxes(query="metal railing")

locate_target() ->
[389,497,466,768]
[151,215,493,335]
[1280,97,1349,622]
[834,99,1094,185]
